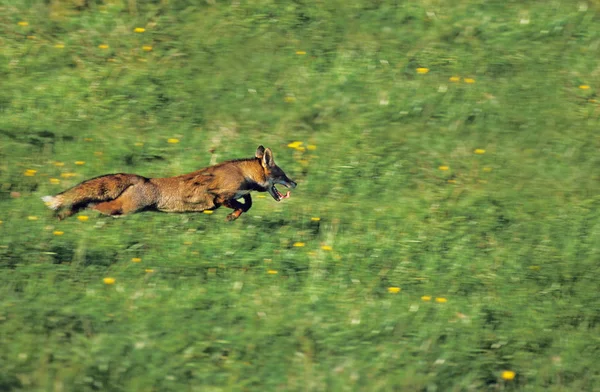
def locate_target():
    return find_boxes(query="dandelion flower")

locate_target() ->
[50,178,60,184]
[18,21,29,26]
[321,245,333,251]
[416,67,429,74]
[77,215,89,222]
[53,231,64,236]
[501,370,516,381]
[287,141,303,149]
[134,27,145,33]
[24,169,37,177]
[267,269,278,274]
[167,138,179,144]
[145,269,154,273]
[388,287,401,294]
[203,210,213,215]
[435,297,448,303]
[98,44,109,49]
[579,85,590,90]
[75,161,85,165]
[61,173,77,178]
[131,257,142,263]
[293,242,305,247]
[27,216,38,221]
[53,161,65,167]
[103,277,115,285]
[449,76,460,82]
[296,50,306,55]
[438,165,449,171]
[421,295,432,301]
[474,149,486,155]
[464,78,476,84]
[311,217,321,222]
[284,96,296,103]
[142,45,153,51]
[54,43,65,49]
[307,144,317,151]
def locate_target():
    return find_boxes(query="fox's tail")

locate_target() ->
[42,173,148,219]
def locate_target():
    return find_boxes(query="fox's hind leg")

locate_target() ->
[222,194,252,221]
[91,185,150,216]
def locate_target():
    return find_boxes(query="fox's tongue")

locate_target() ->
[281,191,291,199]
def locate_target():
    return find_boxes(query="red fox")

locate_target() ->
[42,145,296,221]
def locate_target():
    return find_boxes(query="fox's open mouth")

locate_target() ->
[270,185,291,202]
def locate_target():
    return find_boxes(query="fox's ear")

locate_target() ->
[262,147,275,168]
[255,145,265,159]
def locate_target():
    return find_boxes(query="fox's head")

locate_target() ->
[255,145,297,201]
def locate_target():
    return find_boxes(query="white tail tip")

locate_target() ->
[42,195,61,210]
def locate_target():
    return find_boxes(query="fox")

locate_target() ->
[42,145,297,221]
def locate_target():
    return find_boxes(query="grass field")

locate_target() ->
[1,1,600,390]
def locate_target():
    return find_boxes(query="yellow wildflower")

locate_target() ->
[287,141,303,149]
[464,78,476,84]
[98,44,109,49]
[27,35,36,40]
[416,67,429,74]
[435,297,448,303]
[24,169,37,177]
[284,96,296,103]
[321,245,333,251]
[145,269,154,273]
[447,179,457,184]
[54,43,65,49]
[307,144,317,151]
[131,257,142,263]
[293,242,305,247]
[27,216,38,221]
[53,231,64,236]
[77,215,89,222]
[579,85,590,90]
[18,21,29,26]
[311,217,321,222]
[267,270,278,274]
[438,165,449,171]
[142,45,153,51]
[388,287,401,294]
[296,51,306,55]
[103,277,115,285]
[134,27,145,33]
[61,173,77,178]
[75,161,85,165]
[501,370,516,381]
[421,295,432,301]
[53,161,65,167]
[449,76,460,82]
[167,138,179,144]
[203,210,213,214]
[50,178,60,184]
[474,149,486,155]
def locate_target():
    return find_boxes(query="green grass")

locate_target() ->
[1,1,600,390]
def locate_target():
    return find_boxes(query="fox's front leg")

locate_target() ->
[222,194,252,221]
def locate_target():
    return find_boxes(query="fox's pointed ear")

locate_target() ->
[255,145,265,159]
[262,147,275,168]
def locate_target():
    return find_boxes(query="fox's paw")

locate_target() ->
[226,211,242,222]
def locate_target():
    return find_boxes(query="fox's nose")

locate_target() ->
[289,180,297,189]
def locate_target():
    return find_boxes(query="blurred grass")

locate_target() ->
[1,0,600,390]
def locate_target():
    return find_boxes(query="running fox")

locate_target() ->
[42,146,296,221]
